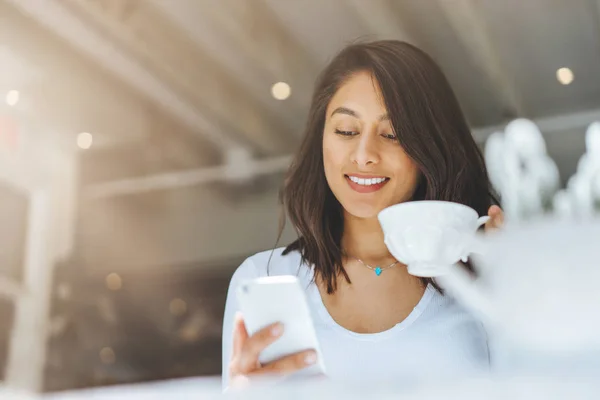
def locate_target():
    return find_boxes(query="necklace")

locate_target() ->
[350,257,400,276]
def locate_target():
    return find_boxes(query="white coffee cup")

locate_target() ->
[377,200,489,277]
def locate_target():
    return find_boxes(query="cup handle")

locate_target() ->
[476,216,490,228]
[461,222,489,262]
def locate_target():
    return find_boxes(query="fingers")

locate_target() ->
[237,322,284,372]
[485,205,504,231]
[259,350,318,374]
[489,205,503,218]
[229,317,318,385]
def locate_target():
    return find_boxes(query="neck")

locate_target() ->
[341,211,395,264]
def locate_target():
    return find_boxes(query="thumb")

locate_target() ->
[485,205,504,230]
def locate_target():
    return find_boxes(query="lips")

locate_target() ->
[345,174,390,194]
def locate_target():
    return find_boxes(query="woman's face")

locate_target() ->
[323,71,419,220]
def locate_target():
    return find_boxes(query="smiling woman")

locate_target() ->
[222,40,499,390]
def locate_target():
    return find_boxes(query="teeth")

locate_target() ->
[348,176,387,186]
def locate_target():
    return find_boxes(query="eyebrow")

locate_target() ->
[330,106,389,121]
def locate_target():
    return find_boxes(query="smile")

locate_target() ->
[345,174,390,193]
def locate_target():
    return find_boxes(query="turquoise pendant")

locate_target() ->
[374,266,382,276]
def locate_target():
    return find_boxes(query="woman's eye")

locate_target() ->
[382,133,397,140]
[335,129,357,136]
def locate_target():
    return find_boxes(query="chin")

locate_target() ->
[342,202,388,220]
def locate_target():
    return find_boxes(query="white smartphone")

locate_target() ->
[236,275,326,376]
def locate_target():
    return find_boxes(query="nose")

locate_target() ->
[351,130,380,167]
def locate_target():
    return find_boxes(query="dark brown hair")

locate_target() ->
[279,40,497,294]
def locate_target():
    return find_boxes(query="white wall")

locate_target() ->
[79,180,298,272]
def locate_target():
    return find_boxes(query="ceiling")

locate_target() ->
[2,0,600,191]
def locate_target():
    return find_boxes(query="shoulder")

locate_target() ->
[231,247,304,281]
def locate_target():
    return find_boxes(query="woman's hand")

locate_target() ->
[228,313,318,389]
[484,205,504,232]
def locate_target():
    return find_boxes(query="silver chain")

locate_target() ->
[351,257,400,276]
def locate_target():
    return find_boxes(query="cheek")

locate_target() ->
[391,154,420,190]
[322,138,344,177]
[403,159,419,180]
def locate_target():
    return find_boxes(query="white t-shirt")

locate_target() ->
[221,248,489,389]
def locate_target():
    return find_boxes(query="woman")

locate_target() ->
[222,40,503,389]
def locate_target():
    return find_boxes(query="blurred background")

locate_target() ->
[0,0,599,393]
